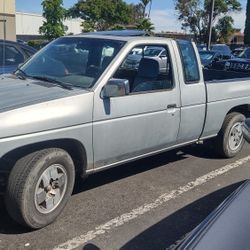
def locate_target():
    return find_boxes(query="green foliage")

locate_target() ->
[128,3,144,24]
[216,16,234,43]
[244,0,250,45]
[111,24,126,30]
[27,39,46,47]
[27,40,48,49]
[175,0,241,43]
[136,18,155,34]
[81,21,95,33]
[67,0,132,31]
[39,0,65,40]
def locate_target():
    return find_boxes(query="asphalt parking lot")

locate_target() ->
[0,143,250,250]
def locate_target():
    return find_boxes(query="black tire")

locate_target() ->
[215,112,245,158]
[5,148,75,229]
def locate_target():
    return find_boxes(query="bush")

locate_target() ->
[27,40,48,49]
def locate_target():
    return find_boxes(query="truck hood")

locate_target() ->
[0,74,88,113]
[0,74,94,139]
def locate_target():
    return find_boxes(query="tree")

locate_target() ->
[39,0,65,40]
[136,18,155,33]
[175,0,241,43]
[175,0,204,42]
[129,3,144,22]
[67,0,132,31]
[244,0,250,45]
[216,16,234,43]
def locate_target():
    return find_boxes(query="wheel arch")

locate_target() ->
[226,104,250,118]
[0,139,87,180]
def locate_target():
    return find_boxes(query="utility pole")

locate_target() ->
[148,0,152,18]
[207,0,215,50]
[0,19,6,40]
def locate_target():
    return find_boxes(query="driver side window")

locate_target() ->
[113,44,173,94]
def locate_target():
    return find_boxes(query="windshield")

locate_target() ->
[199,51,215,64]
[238,48,250,59]
[18,37,125,88]
[211,45,231,55]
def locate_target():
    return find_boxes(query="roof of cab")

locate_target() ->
[70,34,173,43]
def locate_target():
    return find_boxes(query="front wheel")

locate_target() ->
[215,112,245,158]
[5,148,75,229]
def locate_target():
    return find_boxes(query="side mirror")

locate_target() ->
[101,78,130,99]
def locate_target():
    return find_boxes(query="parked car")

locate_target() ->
[198,44,232,59]
[232,47,245,57]
[122,46,168,72]
[1,35,250,229]
[177,180,250,250]
[199,50,223,68]
[17,39,27,45]
[215,48,250,72]
[0,40,36,74]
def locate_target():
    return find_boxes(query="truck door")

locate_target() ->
[93,42,181,169]
[175,40,207,143]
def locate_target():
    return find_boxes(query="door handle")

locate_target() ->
[167,104,177,109]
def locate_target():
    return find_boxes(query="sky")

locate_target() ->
[15,0,248,32]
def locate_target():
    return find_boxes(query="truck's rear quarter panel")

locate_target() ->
[202,79,250,138]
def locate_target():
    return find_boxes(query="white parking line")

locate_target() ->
[54,155,250,250]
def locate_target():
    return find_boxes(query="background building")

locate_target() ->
[16,12,83,41]
[230,29,244,45]
[0,0,16,41]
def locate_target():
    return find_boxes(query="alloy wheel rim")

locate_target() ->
[34,164,68,214]
[228,122,243,151]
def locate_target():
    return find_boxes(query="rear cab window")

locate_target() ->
[177,40,200,84]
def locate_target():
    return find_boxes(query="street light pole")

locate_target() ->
[207,0,215,50]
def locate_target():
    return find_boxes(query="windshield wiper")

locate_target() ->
[15,68,28,80]
[30,76,73,90]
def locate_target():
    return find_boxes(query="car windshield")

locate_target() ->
[199,51,215,63]
[18,37,125,88]
[211,45,231,55]
[238,48,250,59]
[144,48,162,57]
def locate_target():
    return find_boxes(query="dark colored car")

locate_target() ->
[199,50,223,68]
[198,44,232,59]
[0,40,37,74]
[216,48,250,72]
[232,47,245,57]
[177,180,250,250]
[176,119,250,249]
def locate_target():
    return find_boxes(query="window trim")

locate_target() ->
[177,40,200,85]
[111,43,175,96]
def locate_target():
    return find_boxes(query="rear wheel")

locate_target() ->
[215,112,245,158]
[5,148,75,229]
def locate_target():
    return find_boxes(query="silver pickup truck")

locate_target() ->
[0,35,250,229]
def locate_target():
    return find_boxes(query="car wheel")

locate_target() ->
[215,112,245,158]
[5,148,75,229]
